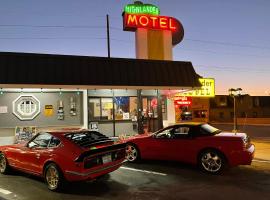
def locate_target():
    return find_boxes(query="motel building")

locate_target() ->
[0,2,214,145]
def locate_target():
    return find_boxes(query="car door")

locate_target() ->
[168,125,199,163]
[142,126,177,160]
[23,133,53,175]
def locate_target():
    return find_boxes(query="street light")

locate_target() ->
[228,88,242,132]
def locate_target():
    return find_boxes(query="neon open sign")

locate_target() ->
[124,3,160,15]
[124,14,177,32]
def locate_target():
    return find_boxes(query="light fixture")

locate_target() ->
[20,88,23,93]
[76,88,80,95]
[0,88,3,95]
[228,88,244,133]
[59,88,62,95]
[40,88,43,93]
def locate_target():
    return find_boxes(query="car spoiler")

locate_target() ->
[74,142,127,162]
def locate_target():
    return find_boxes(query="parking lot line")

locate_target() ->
[253,159,270,164]
[120,166,167,176]
[0,188,12,195]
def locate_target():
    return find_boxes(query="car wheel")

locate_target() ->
[126,143,140,162]
[0,153,9,174]
[45,163,65,191]
[199,150,225,174]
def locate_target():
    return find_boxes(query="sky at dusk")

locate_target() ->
[0,0,270,96]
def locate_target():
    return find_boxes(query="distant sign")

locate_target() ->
[89,122,99,131]
[44,105,54,117]
[176,78,215,97]
[15,126,37,144]
[124,3,160,15]
[174,96,192,106]
[0,106,8,114]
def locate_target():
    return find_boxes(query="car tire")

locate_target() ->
[44,163,66,192]
[198,149,226,175]
[0,152,10,174]
[126,143,140,163]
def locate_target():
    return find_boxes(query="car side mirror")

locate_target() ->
[27,142,38,149]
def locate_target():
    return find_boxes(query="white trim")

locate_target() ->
[0,84,200,90]
[12,95,41,120]
[83,90,88,129]
[120,166,167,176]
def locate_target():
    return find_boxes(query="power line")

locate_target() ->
[0,37,107,40]
[178,48,270,58]
[185,38,270,51]
[1,24,270,51]
[195,65,270,73]
[0,24,106,29]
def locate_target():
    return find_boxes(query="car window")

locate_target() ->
[28,133,52,148]
[200,124,221,135]
[155,127,174,139]
[48,136,61,148]
[172,126,190,138]
[65,131,112,148]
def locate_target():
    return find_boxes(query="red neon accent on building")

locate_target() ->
[174,97,192,106]
[123,14,178,32]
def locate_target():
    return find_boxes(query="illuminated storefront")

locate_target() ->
[0,2,206,143]
[174,78,215,123]
[0,52,202,141]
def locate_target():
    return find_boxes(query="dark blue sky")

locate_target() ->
[1,0,270,95]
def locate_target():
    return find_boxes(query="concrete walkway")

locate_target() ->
[253,140,270,161]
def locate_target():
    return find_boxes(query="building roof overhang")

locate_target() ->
[0,52,202,90]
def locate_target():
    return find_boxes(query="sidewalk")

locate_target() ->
[253,140,270,161]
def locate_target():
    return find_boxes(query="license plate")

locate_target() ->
[102,154,112,164]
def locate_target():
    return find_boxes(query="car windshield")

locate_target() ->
[201,124,221,135]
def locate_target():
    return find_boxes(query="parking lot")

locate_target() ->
[0,124,269,200]
[0,159,270,200]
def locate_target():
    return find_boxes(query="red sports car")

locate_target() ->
[0,130,126,191]
[125,123,255,174]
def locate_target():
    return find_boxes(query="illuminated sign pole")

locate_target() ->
[123,1,184,60]
[123,1,185,131]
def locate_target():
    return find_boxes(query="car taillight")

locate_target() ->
[242,136,251,149]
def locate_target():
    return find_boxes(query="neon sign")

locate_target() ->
[123,14,177,32]
[176,78,215,97]
[122,2,184,45]
[124,4,160,15]
[174,97,192,106]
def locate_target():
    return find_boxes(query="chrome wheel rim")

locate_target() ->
[126,145,138,162]
[46,166,59,189]
[0,155,6,173]
[201,152,222,173]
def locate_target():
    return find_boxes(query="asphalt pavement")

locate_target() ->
[0,160,270,200]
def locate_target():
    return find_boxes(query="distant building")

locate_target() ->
[209,95,270,124]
